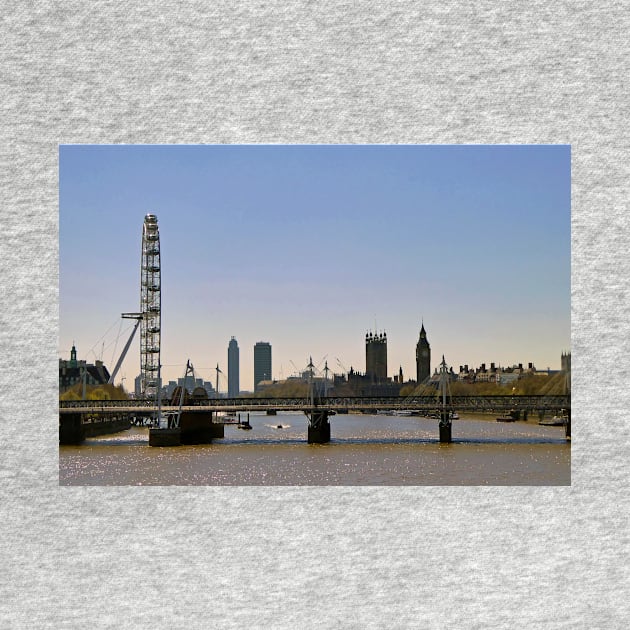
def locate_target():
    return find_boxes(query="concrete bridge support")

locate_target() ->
[180,412,223,444]
[59,413,86,445]
[439,411,452,444]
[149,412,224,447]
[307,410,331,444]
[149,427,181,446]
[60,413,131,445]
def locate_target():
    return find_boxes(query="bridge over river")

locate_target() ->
[60,394,570,415]
[59,395,570,446]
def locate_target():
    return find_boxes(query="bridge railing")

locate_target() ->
[60,394,570,412]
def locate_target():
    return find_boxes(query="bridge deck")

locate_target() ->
[60,395,570,415]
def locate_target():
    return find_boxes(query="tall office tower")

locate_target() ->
[253,341,272,392]
[134,374,143,398]
[365,331,387,383]
[416,323,431,383]
[227,337,240,397]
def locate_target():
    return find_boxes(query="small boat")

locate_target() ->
[450,412,459,420]
[539,409,568,426]
[216,412,239,424]
[497,409,518,422]
[539,416,567,426]
[276,424,283,429]
[236,413,252,429]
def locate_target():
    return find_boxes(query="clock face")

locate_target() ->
[422,350,428,357]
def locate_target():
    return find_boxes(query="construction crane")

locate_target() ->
[335,357,350,375]
[314,354,328,371]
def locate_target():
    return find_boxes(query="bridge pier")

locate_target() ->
[59,413,86,445]
[149,427,181,446]
[60,413,131,445]
[149,412,224,447]
[307,410,331,444]
[180,412,223,444]
[439,411,452,443]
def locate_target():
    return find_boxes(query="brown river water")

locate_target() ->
[59,412,570,486]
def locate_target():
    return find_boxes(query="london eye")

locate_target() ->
[140,214,161,398]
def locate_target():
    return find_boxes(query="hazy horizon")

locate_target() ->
[59,144,570,392]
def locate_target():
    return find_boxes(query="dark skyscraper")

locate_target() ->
[365,331,387,382]
[254,341,272,392]
[227,337,239,397]
[416,323,431,383]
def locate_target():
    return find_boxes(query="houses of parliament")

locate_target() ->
[340,323,431,396]
[361,323,430,384]
[342,322,568,396]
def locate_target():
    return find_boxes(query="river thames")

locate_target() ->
[59,412,570,485]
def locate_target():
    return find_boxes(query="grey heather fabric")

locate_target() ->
[1,1,628,628]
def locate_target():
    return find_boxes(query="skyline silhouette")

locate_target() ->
[59,144,570,390]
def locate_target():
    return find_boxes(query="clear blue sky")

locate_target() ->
[59,145,570,391]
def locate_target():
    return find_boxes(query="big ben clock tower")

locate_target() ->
[416,323,431,383]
